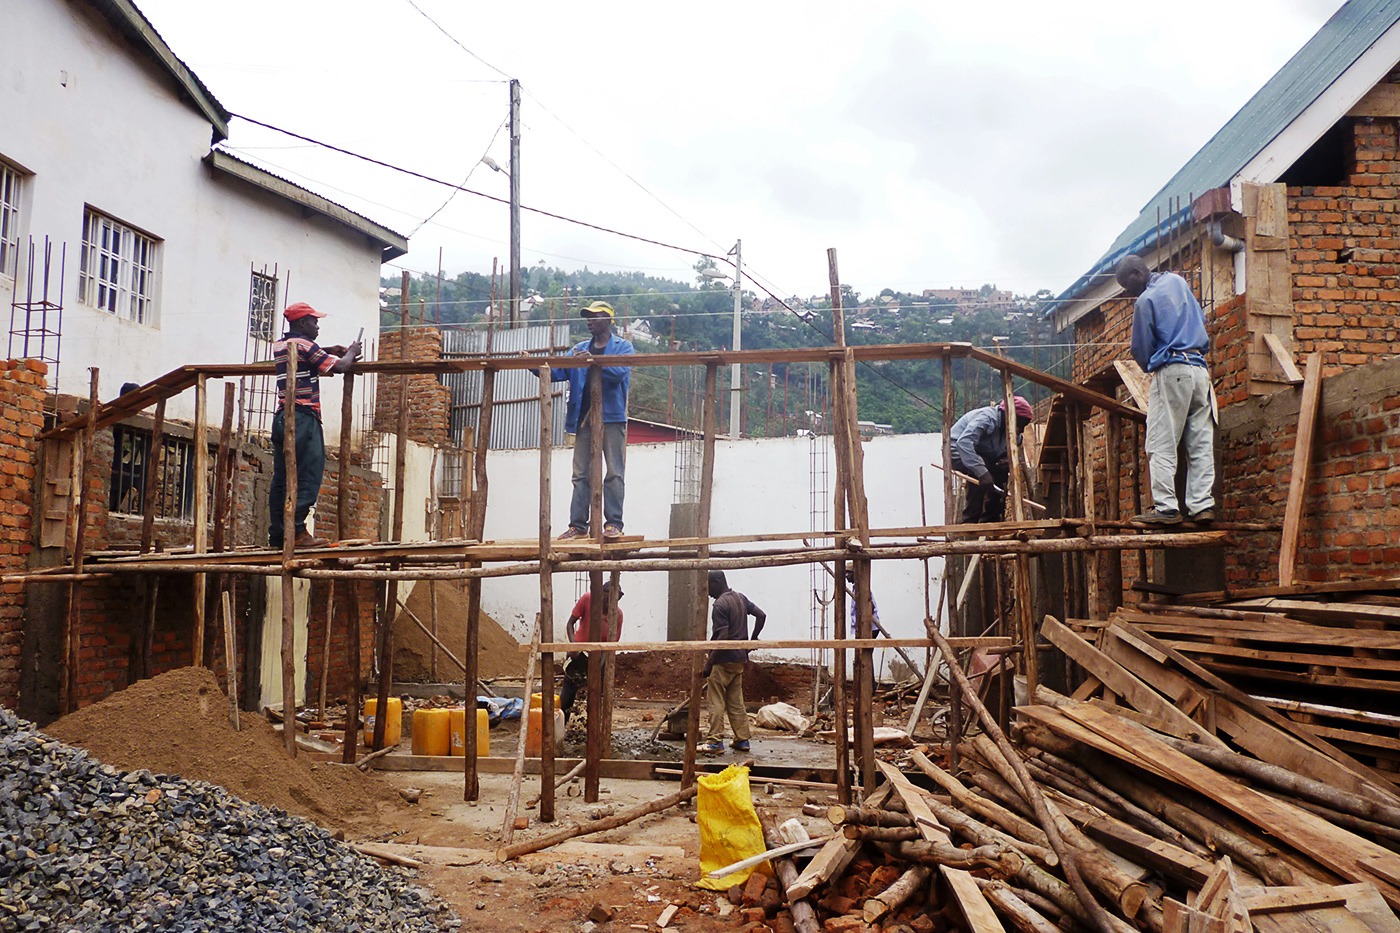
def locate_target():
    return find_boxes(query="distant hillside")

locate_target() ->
[380,267,1065,435]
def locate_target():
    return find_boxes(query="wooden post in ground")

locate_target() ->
[280,347,298,757]
[1132,420,1147,582]
[999,367,1036,694]
[1279,352,1322,586]
[941,353,958,639]
[209,383,235,668]
[192,373,209,666]
[828,248,876,794]
[536,364,557,823]
[829,359,851,805]
[502,617,540,843]
[1104,413,1124,610]
[463,366,496,801]
[681,362,718,788]
[222,589,239,730]
[62,369,99,713]
[584,364,606,802]
[1079,409,1100,620]
[373,281,412,751]
[600,568,620,738]
[319,584,333,718]
[338,372,361,765]
[138,396,167,678]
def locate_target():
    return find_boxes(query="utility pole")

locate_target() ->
[728,239,742,439]
[509,78,522,325]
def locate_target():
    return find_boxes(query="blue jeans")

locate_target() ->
[569,420,626,531]
[269,406,326,545]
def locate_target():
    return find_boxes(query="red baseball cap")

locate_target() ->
[284,301,327,321]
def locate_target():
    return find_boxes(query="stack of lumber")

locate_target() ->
[1111,593,1400,773]
[756,617,1400,933]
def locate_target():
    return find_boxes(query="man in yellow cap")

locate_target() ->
[269,301,361,549]
[539,300,635,539]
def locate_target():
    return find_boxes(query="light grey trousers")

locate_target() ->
[1146,363,1216,515]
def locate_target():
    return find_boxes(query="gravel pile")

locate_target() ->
[0,706,457,932]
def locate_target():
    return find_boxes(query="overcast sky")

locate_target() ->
[136,0,1346,300]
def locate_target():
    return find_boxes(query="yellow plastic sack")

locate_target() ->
[695,763,769,890]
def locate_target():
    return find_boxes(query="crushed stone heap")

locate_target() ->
[0,706,458,932]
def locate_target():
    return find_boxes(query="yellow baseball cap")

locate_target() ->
[580,300,615,319]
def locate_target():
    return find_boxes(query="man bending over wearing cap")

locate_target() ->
[948,395,1034,523]
[543,301,635,540]
[269,302,361,549]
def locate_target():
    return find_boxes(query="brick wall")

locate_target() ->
[1289,119,1400,375]
[0,361,47,706]
[1220,354,1400,587]
[375,328,451,447]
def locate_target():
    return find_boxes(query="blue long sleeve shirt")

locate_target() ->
[1129,272,1209,373]
[552,333,635,433]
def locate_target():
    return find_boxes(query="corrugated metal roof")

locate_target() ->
[1049,0,1400,318]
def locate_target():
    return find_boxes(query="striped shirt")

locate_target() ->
[273,335,338,416]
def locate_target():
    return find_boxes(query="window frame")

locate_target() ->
[0,160,23,282]
[108,424,203,522]
[78,208,160,325]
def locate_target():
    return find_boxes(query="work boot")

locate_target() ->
[1188,508,1216,523]
[1132,508,1182,526]
[294,531,331,549]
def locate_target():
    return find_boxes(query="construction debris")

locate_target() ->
[0,706,455,931]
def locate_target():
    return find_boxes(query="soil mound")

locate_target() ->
[46,667,401,828]
[393,580,522,682]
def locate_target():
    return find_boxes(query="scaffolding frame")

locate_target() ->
[23,296,1239,814]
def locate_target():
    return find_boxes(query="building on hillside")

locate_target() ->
[1043,0,1400,595]
[922,287,1015,312]
[0,0,404,721]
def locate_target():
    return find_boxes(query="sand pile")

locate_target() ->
[393,581,523,682]
[46,667,402,827]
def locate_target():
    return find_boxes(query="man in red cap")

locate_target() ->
[269,301,361,548]
[948,395,1034,523]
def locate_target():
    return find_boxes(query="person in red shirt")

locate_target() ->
[559,580,624,722]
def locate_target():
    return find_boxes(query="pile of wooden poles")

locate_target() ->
[755,619,1400,933]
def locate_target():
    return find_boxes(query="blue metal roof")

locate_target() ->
[1048,0,1400,320]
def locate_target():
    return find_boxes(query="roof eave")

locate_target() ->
[205,151,409,262]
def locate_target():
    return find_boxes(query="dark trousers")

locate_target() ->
[952,457,1009,523]
[269,407,326,545]
[559,653,598,722]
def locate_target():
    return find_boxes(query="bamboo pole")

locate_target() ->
[280,345,298,757]
[338,372,360,765]
[63,369,100,713]
[682,363,718,787]
[192,373,209,667]
[584,362,605,802]
[1000,367,1037,694]
[463,366,496,801]
[496,783,698,861]
[222,589,239,730]
[537,364,557,823]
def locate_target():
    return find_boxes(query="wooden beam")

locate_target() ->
[531,636,1010,653]
[338,372,360,765]
[1262,334,1304,385]
[463,365,496,801]
[279,347,298,757]
[537,365,557,823]
[192,374,209,667]
[682,362,719,788]
[1279,353,1322,587]
[1113,360,1150,412]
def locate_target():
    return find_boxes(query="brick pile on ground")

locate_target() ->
[45,667,403,828]
[0,705,458,932]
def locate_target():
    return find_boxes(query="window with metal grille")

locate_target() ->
[249,270,277,341]
[78,209,158,324]
[109,425,200,520]
[0,161,21,280]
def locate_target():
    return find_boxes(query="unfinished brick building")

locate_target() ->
[1046,1,1400,598]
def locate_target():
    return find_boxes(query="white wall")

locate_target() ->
[0,1,383,444]
[478,434,948,680]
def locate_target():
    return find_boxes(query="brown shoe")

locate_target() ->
[294,531,330,549]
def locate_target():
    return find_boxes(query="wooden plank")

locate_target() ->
[787,785,891,900]
[1228,598,1400,627]
[1279,353,1322,587]
[1041,616,1226,746]
[1261,335,1304,385]
[943,863,1008,933]
[1348,82,1400,117]
[529,636,1007,653]
[1058,704,1400,909]
[1113,360,1151,412]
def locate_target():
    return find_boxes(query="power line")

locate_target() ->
[401,0,513,81]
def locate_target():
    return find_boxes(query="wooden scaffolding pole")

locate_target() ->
[1103,412,1124,610]
[279,349,298,757]
[138,395,166,678]
[829,358,851,805]
[63,369,99,713]
[209,383,235,667]
[373,281,412,751]
[338,372,361,765]
[584,364,606,802]
[463,365,496,801]
[999,367,1036,694]
[1279,352,1322,586]
[941,354,957,638]
[681,362,719,787]
[1079,409,1101,620]
[192,373,209,666]
[536,365,557,823]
